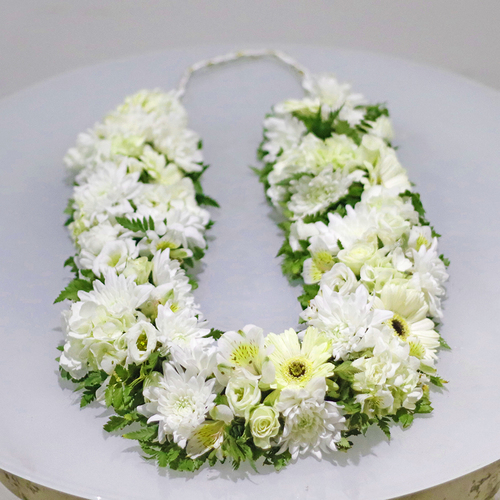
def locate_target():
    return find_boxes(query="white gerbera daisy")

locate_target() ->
[265,327,334,390]
[376,283,440,363]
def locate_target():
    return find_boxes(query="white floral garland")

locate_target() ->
[57,51,449,471]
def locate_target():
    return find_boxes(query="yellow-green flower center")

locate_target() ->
[416,234,430,250]
[313,251,334,272]
[281,356,312,385]
[387,313,410,340]
[108,252,122,268]
[230,343,259,367]
[156,240,178,251]
[136,332,148,351]
[409,340,425,359]
[195,421,225,448]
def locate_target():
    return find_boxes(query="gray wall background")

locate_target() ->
[0,0,499,99]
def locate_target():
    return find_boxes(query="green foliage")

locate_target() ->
[196,193,220,208]
[103,415,132,432]
[263,449,292,470]
[439,254,451,267]
[208,328,225,340]
[415,395,433,414]
[377,417,391,439]
[293,107,341,140]
[361,103,389,123]
[438,335,451,350]
[75,370,108,408]
[63,198,76,226]
[394,408,414,428]
[298,284,320,309]
[400,190,427,224]
[336,437,353,452]
[334,361,361,382]
[116,216,155,233]
[430,375,448,388]
[64,256,79,276]
[54,278,94,303]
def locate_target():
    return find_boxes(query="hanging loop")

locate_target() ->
[175,49,311,99]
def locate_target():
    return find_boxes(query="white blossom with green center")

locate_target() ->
[265,327,334,390]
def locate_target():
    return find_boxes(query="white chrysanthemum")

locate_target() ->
[154,127,203,173]
[367,115,394,142]
[79,270,153,320]
[85,238,139,276]
[170,343,218,381]
[76,220,120,256]
[327,203,379,250]
[358,135,411,193]
[409,240,449,319]
[141,207,208,255]
[375,283,440,364]
[261,114,307,163]
[151,249,192,289]
[64,129,112,173]
[156,305,210,353]
[217,324,274,385]
[287,168,354,220]
[72,161,141,226]
[352,336,423,417]
[288,219,321,252]
[265,327,334,390]
[140,362,216,447]
[361,186,418,246]
[275,378,345,460]
[136,145,184,185]
[117,89,188,121]
[303,284,393,360]
[275,73,366,126]
[60,272,153,377]
[267,134,359,207]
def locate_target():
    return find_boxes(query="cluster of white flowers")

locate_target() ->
[58,71,449,471]
[261,73,449,419]
[59,91,219,445]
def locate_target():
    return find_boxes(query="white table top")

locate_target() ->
[1,3,499,499]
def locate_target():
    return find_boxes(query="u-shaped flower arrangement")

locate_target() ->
[56,51,449,472]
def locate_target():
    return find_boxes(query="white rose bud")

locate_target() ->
[122,256,153,284]
[226,378,261,420]
[249,405,280,450]
[338,240,377,275]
